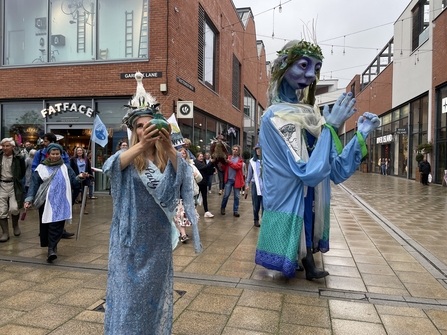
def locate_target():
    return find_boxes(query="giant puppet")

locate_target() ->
[255,39,380,280]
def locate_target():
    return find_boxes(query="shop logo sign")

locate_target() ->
[376,134,393,144]
[41,102,94,118]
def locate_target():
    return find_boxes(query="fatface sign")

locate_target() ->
[41,102,94,118]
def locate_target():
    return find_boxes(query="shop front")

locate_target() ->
[1,98,128,193]
[177,109,240,157]
[435,84,447,185]
[369,105,410,178]
[1,98,243,191]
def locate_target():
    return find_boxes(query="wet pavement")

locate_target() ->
[0,172,447,334]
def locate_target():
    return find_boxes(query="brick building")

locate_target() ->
[338,0,447,184]
[0,0,268,192]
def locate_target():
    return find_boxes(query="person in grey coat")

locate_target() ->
[0,138,26,242]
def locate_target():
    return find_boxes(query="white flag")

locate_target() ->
[91,115,108,148]
[167,113,185,147]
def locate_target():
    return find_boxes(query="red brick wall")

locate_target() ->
[0,0,268,146]
[344,64,393,132]
[432,10,447,89]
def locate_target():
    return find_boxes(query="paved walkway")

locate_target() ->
[0,172,446,334]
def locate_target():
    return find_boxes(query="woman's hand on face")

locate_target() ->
[140,123,159,147]
[157,126,173,151]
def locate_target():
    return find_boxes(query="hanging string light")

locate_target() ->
[343,36,346,55]
[279,0,282,13]
[272,8,275,39]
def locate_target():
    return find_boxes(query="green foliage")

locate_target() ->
[415,153,424,163]
[15,110,42,125]
[417,142,433,154]
[189,143,199,158]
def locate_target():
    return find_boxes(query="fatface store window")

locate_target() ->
[2,0,149,66]
[1,103,45,146]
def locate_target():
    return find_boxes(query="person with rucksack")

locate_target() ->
[31,133,74,239]
[32,133,70,172]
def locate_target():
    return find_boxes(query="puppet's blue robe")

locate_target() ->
[255,104,367,278]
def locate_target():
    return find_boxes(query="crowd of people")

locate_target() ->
[0,133,100,261]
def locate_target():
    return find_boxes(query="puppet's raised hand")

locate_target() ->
[357,112,380,139]
[323,92,357,129]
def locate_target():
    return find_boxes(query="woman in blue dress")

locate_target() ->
[255,39,380,280]
[103,77,201,334]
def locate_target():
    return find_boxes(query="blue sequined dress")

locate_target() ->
[103,151,201,334]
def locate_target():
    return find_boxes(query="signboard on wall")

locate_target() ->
[177,101,193,119]
[120,72,162,79]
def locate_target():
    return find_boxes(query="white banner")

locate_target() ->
[167,113,185,147]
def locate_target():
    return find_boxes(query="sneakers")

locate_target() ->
[254,220,260,227]
[233,212,240,217]
[204,211,214,218]
[219,190,223,195]
[208,190,211,194]
[221,208,225,215]
[180,235,189,243]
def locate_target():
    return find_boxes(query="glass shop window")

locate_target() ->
[98,0,149,60]
[3,0,47,65]
[2,0,149,66]
[1,103,45,146]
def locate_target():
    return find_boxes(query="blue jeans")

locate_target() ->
[250,182,263,221]
[221,179,240,212]
[217,170,224,190]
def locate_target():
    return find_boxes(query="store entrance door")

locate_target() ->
[47,125,93,157]
[47,124,108,193]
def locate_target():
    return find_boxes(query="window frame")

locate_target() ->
[198,5,218,91]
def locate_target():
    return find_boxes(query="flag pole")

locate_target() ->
[76,185,89,240]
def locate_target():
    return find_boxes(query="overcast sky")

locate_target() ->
[232,0,410,88]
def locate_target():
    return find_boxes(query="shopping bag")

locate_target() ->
[33,167,60,208]
[197,193,203,206]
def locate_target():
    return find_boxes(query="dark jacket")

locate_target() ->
[0,150,26,208]
[69,157,92,176]
[194,159,215,186]
[419,160,431,174]
[70,156,92,188]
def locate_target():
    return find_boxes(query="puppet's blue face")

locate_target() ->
[283,56,322,90]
